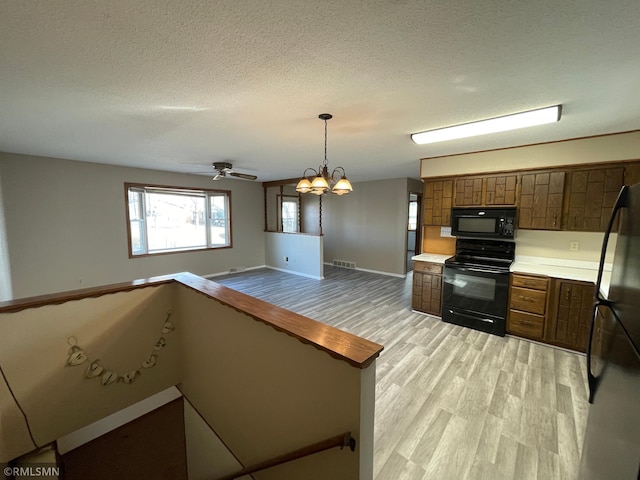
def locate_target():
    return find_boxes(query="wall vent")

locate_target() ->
[333,260,356,269]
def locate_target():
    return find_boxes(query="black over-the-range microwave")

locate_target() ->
[450,207,517,239]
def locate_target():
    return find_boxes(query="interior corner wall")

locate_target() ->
[322,178,410,276]
[0,153,266,299]
[0,168,12,301]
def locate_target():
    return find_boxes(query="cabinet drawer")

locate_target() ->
[510,287,547,315]
[511,274,548,291]
[508,310,545,339]
[413,261,443,274]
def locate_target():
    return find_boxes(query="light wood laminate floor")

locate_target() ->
[215,266,589,480]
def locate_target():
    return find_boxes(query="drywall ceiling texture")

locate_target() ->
[1,1,640,183]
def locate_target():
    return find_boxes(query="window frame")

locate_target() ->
[278,194,300,233]
[124,182,233,258]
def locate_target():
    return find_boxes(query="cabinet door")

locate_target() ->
[454,177,483,206]
[549,280,595,352]
[485,174,517,205]
[423,179,453,226]
[412,272,423,310]
[412,270,442,316]
[518,171,565,229]
[564,167,624,231]
[430,274,442,316]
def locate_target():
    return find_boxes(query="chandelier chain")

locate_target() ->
[323,117,328,167]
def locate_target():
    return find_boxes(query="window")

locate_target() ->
[408,200,418,230]
[125,183,231,256]
[281,198,299,233]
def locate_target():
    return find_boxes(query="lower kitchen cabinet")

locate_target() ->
[412,261,443,316]
[547,279,595,352]
[507,273,550,342]
[508,273,596,353]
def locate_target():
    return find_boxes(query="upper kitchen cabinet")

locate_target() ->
[454,174,518,207]
[564,167,624,231]
[518,171,565,230]
[423,179,453,226]
[454,177,483,206]
[485,174,518,205]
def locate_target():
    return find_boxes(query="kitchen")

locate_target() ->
[411,130,640,478]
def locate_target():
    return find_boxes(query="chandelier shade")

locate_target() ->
[296,114,353,196]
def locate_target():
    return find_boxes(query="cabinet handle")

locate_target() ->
[553,213,557,227]
[521,320,533,326]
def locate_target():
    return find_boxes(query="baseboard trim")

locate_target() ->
[204,265,267,278]
[324,263,406,279]
[266,266,324,280]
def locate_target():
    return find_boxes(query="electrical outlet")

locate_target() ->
[570,241,580,251]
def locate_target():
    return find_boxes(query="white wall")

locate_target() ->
[0,152,266,299]
[265,232,323,279]
[323,178,412,277]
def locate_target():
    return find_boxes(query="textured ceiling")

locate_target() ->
[1,0,639,182]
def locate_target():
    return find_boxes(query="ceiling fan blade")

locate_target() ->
[229,172,258,181]
[212,173,225,181]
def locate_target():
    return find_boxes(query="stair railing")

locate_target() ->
[213,431,356,480]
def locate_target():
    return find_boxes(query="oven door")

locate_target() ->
[443,265,510,319]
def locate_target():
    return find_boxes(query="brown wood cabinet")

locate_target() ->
[453,174,518,207]
[423,179,453,226]
[508,274,595,352]
[454,177,483,206]
[547,279,595,352]
[412,261,443,316]
[485,174,518,205]
[564,167,624,231]
[423,159,640,233]
[507,274,550,341]
[518,171,565,229]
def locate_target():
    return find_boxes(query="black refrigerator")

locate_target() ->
[579,183,640,478]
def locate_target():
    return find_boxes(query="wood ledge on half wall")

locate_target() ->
[0,272,383,370]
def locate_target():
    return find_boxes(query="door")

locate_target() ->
[407,193,421,272]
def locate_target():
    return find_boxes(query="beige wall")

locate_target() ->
[0,152,266,299]
[323,178,415,276]
[515,229,616,264]
[177,286,374,480]
[0,168,10,301]
[0,285,181,460]
[420,130,640,177]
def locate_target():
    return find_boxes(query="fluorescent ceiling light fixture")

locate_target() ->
[411,105,562,145]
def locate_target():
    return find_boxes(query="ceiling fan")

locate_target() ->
[211,162,258,181]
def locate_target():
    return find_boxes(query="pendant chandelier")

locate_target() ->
[296,113,353,196]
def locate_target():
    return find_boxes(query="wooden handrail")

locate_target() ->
[0,272,383,369]
[213,431,356,480]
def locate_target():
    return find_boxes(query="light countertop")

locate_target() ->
[413,253,611,294]
[512,255,611,296]
[411,253,452,264]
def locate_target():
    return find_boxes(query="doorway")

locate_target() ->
[407,193,422,272]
